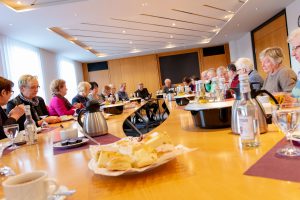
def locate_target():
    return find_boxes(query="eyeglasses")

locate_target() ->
[292,45,300,52]
[26,85,40,90]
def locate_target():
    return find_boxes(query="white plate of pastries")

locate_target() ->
[88,132,195,176]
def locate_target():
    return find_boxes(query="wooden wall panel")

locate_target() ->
[108,59,123,89]
[253,14,290,79]
[82,63,89,82]
[88,70,110,89]
[107,55,160,95]
[202,54,228,71]
[87,44,230,94]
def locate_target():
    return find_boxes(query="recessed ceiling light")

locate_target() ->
[212,28,220,32]
[255,8,259,11]
[224,14,234,20]
[130,48,141,53]
[8,24,13,26]
[97,53,107,57]
[199,38,211,44]
[172,23,176,26]
[170,35,173,38]
[122,30,126,34]
[142,2,148,6]
[17,1,22,5]
[129,41,133,44]
[165,43,176,49]
[74,13,78,17]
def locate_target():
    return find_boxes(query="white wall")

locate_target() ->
[286,0,300,74]
[229,32,254,63]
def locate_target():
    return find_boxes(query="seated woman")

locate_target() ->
[260,47,296,93]
[182,76,194,92]
[0,77,25,139]
[227,63,239,88]
[49,79,81,116]
[72,82,91,109]
[88,82,103,103]
[6,75,60,130]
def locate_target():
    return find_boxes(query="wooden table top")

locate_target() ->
[1,101,299,200]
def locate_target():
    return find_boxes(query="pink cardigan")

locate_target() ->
[49,96,75,116]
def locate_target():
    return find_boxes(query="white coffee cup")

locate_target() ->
[60,127,78,140]
[2,170,59,200]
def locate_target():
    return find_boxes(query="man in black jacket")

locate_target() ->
[135,83,158,121]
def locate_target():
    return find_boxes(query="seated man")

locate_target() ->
[162,79,174,94]
[6,75,60,130]
[135,83,158,121]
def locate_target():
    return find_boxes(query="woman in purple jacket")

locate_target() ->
[48,79,81,116]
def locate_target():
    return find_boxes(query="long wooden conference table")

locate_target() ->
[0,100,299,200]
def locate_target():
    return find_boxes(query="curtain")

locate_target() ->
[0,36,46,99]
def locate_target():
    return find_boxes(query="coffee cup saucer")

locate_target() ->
[1,185,69,200]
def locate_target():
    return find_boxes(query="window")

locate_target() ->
[58,58,78,102]
[1,38,45,99]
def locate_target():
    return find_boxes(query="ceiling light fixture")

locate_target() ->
[122,30,126,33]
[170,35,173,38]
[129,41,133,44]
[97,53,108,57]
[17,1,22,4]
[224,14,234,20]
[130,48,141,53]
[199,38,211,44]
[165,43,176,49]
[172,22,176,26]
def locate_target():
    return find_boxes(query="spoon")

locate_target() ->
[48,189,76,200]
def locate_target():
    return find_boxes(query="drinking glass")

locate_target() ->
[272,103,300,157]
[3,124,19,150]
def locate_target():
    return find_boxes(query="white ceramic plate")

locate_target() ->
[53,138,89,149]
[88,144,196,176]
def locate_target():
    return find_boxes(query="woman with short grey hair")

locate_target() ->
[72,82,91,108]
[235,57,264,90]
[260,47,296,93]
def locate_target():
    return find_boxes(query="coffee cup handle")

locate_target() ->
[44,178,59,195]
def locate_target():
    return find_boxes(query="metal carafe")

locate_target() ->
[78,100,108,137]
[231,85,278,134]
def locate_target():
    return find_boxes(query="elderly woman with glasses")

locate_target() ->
[6,75,60,131]
[0,77,25,139]
[260,47,296,93]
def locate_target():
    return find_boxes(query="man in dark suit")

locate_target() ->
[135,83,158,121]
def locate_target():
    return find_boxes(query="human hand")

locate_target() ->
[44,116,61,124]
[73,103,82,109]
[282,94,297,104]
[9,104,25,120]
